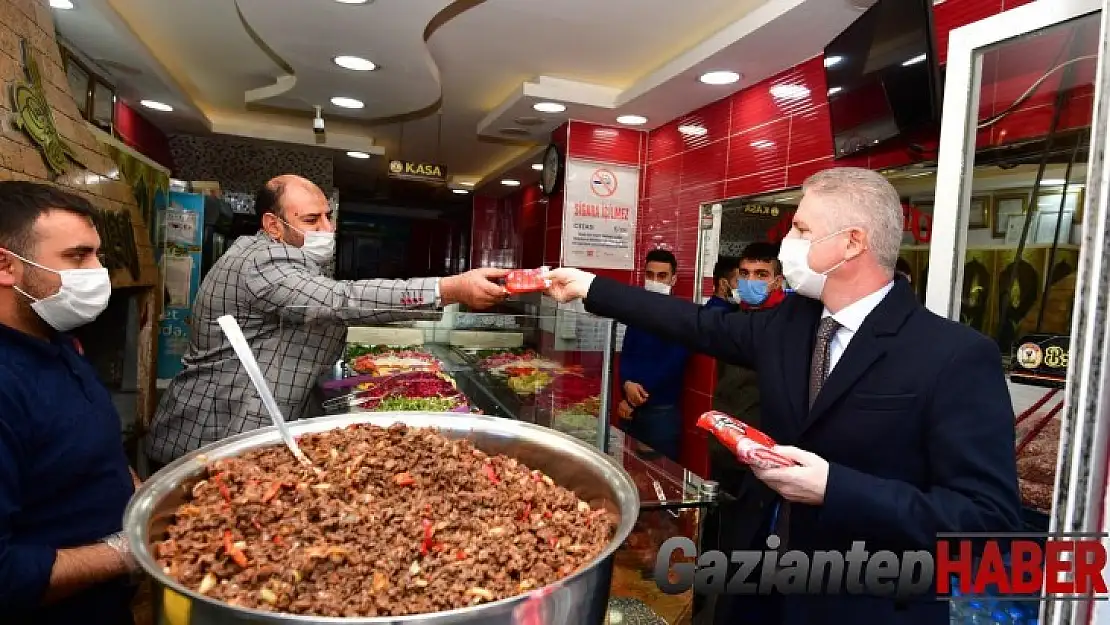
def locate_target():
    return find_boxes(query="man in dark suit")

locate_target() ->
[546,167,1020,625]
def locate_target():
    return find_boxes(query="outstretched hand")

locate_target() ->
[440,268,510,309]
[544,268,596,303]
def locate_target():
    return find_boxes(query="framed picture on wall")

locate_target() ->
[993,194,1027,239]
[968,196,990,229]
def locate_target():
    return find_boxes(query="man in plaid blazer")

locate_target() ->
[146,175,507,466]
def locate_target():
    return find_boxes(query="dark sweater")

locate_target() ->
[0,322,135,625]
[619,324,689,407]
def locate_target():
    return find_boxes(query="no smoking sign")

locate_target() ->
[590,168,618,197]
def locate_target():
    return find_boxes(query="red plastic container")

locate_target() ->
[504,267,551,294]
[696,411,799,469]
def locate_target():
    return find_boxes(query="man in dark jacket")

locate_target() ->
[545,167,1020,625]
[617,249,689,462]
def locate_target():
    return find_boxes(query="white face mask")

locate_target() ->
[280,218,335,265]
[777,229,850,300]
[11,254,111,332]
[644,279,672,295]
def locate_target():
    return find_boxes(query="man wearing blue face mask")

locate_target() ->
[0,182,142,625]
[148,175,513,468]
[735,241,787,311]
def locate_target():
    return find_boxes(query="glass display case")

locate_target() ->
[282,300,725,624]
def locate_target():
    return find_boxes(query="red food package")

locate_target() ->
[504,267,551,294]
[696,411,799,469]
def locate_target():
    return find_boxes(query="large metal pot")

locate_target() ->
[125,412,640,625]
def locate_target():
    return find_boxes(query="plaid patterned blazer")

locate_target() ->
[145,233,439,464]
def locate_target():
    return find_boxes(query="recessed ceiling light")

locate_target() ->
[750,140,775,149]
[140,100,173,112]
[902,54,927,67]
[533,102,566,113]
[460,181,475,187]
[824,56,843,68]
[699,71,740,85]
[452,189,469,194]
[334,56,377,71]
[334,0,370,3]
[531,163,544,171]
[678,124,707,137]
[501,179,521,186]
[617,115,647,125]
[330,96,364,109]
[347,151,370,159]
[827,86,843,96]
[769,84,810,100]
[50,0,74,8]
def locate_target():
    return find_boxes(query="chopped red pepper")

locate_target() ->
[273,535,284,546]
[548,536,557,548]
[394,472,416,487]
[482,464,500,484]
[531,472,543,483]
[223,530,249,567]
[213,473,231,503]
[456,549,467,560]
[543,511,552,519]
[420,518,435,555]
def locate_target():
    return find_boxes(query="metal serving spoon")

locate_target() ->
[217,315,314,468]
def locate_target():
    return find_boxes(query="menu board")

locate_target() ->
[561,159,639,270]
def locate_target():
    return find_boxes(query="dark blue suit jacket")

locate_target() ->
[585,276,1020,625]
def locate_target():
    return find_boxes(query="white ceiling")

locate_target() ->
[52,0,871,189]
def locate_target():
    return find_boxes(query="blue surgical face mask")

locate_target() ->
[736,279,770,306]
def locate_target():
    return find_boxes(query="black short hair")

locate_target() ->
[740,241,782,275]
[645,248,677,273]
[253,179,289,218]
[713,257,738,284]
[0,181,96,255]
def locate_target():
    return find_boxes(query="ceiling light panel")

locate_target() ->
[334,56,376,71]
[616,115,647,125]
[699,71,740,85]
[533,102,566,113]
[140,100,173,112]
[331,96,364,109]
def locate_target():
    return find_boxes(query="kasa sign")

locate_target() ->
[388,159,447,184]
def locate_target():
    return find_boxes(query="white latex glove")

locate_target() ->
[544,268,596,303]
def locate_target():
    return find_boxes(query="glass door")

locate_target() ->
[927,2,1106,624]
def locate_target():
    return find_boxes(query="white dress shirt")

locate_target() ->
[822,281,895,373]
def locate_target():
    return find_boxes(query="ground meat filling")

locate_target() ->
[156,423,615,617]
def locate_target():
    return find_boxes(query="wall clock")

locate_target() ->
[540,143,563,196]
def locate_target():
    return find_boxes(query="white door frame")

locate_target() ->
[927,3,1108,625]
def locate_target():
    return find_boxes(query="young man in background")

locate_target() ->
[734,241,786,310]
[616,249,689,462]
[705,257,739,311]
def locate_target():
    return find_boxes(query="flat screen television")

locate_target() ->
[824,0,942,158]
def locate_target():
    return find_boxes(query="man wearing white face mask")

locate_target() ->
[616,249,688,462]
[147,175,511,467]
[545,168,1019,625]
[0,182,141,625]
